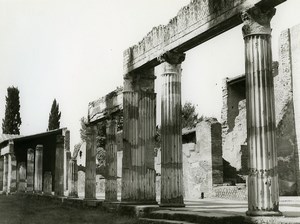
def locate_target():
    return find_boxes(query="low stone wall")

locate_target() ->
[212,184,247,201]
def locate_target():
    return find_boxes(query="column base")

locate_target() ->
[120,200,158,205]
[246,210,282,216]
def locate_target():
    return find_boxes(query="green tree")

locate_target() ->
[48,99,61,130]
[79,117,87,141]
[182,102,203,129]
[2,86,22,134]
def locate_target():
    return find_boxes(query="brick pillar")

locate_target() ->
[34,145,43,193]
[68,159,78,198]
[17,162,26,192]
[3,155,8,193]
[43,172,52,195]
[105,119,118,202]
[85,125,97,199]
[122,69,157,204]
[241,7,281,216]
[157,51,185,207]
[0,156,3,191]
[55,135,65,196]
[26,148,34,193]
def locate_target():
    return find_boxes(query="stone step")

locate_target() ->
[146,210,245,224]
[144,209,300,224]
[139,218,195,224]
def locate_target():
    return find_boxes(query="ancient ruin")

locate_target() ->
[2,0,300,221]
[0,128,71,196]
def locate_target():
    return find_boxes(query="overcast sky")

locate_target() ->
[1,0,300,151]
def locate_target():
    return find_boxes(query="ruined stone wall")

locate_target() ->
[289,24,300,196]
[183,119,223,199]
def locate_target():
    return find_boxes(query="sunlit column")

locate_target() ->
[122,69,157,204]
[157,51,185,207]
[85,125,97,199]
[242,7,281,216]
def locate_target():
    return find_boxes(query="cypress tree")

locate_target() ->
[2,86,22,134]
[48,99,61,130]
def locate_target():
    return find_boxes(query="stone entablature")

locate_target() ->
[123,0,284,75]
[88,87,123,124]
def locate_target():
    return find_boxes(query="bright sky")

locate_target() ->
[1,0,300,151]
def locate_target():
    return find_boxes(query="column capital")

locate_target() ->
[241,7,276,37]
[157,51,186,65]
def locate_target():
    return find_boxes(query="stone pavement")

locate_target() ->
[137,197,300,224]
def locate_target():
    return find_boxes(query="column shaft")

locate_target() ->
[122,71,156,204]
[64,130,71,194]
[158,52,185,207]
[55,135,65,196]
[34,145,43,193]
[43,172,52,195]
[3,155,8,192]
[105,119,118,202]
[26,148,34,192]
[68,159,78,197]
[242,7,281,216]
[17,162,26,192]
[85,126,97,199]
[7,153,17,193]
[0,156,3,191]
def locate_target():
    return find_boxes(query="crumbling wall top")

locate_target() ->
[123,0,285,75]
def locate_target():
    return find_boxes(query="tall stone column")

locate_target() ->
[85,125,97,200]
[26,148,34,193]
[0,156,3,191]
[17,162,26,192]
[105,118,118,202]
[64,130,70,194]
[241,7,281,216]
[7,153,17,193]
[3,155,8,193]
[122,69,157,204]
[68,159,78,198]
[34,145,43,193]
[55,135,65,196]
[157,51,185,207]
[43,172,52,195]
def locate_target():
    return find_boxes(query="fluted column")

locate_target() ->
[105,118,118,202]
[85,125,97,199]
[0,156,3,191]
[122,69,156,204]
[158,51,185,207]
[242,7,281,216]
[26,148,34,193]
[68,159,78,198]
[34,145,43,193]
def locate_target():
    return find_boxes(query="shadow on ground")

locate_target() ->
[0,194,138,224]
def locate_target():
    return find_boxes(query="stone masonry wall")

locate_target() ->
[182,119,223,199]
[290,24,300,195]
